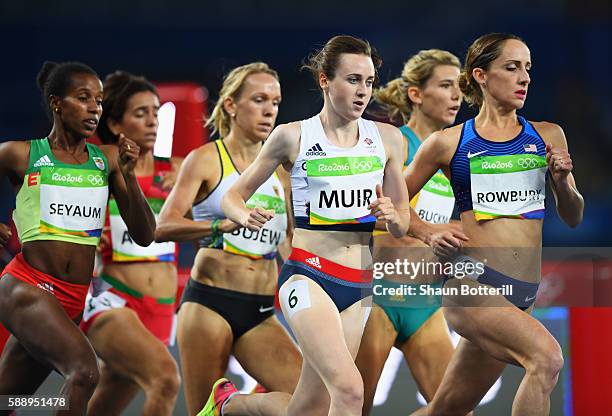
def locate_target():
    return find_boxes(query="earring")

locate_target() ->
[54,107,59,113]
[231,113,236,118]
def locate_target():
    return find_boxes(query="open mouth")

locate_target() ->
[353,100,365,109]
[83,118,98,129]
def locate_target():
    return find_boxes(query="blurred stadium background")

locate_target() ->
[1,1,610,414]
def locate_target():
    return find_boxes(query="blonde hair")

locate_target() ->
[206,62,279,138]
[374,49,461,123]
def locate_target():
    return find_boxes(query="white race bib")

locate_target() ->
[223,192,286,259]
[39,167,108,236]
[470,154,546,221]
[412,172,455,224]
[307,156,384,225]
[83,290,126,322]
[109,198,175,262]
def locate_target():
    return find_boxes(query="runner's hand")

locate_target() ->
[117,134,139,177]
[426,223,469,258]
[242,207,274,231]
[159,170,178,191]
[368,184,399,225]
[97,227,110,253]
[546,143,572,184]
[0,223,11,248]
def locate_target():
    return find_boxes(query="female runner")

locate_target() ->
[355,49,464,414]
[0,61,155,415]
[406,33,584,415]
[80,71,181,415]
[204,35,411,416]
[156,62,301,415]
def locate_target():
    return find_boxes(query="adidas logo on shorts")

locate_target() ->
[37,282,54,294]
[305,256,322,269]
[305,143,326,156]
[33,155,54,167]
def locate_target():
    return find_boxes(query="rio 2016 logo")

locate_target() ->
[87,175,104,186]
[517,158,539,169]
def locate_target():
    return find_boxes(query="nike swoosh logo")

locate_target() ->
[467,150,487,158]
[524,295,536,302]
[259,305,275,313]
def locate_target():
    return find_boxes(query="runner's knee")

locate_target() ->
[525,340,564,392]
[146,357,181,398]
[328,368,364,410]
[66,361,100,394]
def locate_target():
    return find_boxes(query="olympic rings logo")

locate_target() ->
[517,158,538,169]
[88,175,104,186]
[351,160,373,171]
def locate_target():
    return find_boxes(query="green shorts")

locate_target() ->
[373,279,442,343]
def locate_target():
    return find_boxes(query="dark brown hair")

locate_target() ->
[97,70,159,144]
[459,33,525,107]
[302,35,382,88]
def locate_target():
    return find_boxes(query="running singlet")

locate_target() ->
[191,140,287,259]
[101,158,176,263]
[401,126,455,225]
[292,115,386,232]
[450,116,547,220]
[14,138,109,246]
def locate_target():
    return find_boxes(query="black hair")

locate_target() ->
[36,61,99,120]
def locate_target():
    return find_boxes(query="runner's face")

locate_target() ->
[57,73,103,138]
[325,53,375,120]
[114,91,160,152]
[418,65,462,126]
[232,73,281,142]
[481,39,531,109]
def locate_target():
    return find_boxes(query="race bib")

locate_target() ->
[39,167,108,237]
[412,172,455,224]
[109,198,175,262]
[83,290,126,322]
[470,154,546,221]
[223,192,287,259]
[306,156,384,225]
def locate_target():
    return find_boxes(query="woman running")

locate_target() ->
[203,35,411,416]
[405,33,583,415]
[355,49,463,414]
[0,61,155,415]
[155,62,301,416]
[79,71,181,415]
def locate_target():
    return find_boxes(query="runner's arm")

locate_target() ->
[0,141,29,247]
[222,123,298,230]
[404,131,456,243]
[156,145,238,242]
[538,122,584,227]
[102,137,155,246]
[375,124,411,237]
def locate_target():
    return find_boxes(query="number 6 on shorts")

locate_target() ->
[280,279,311,318]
